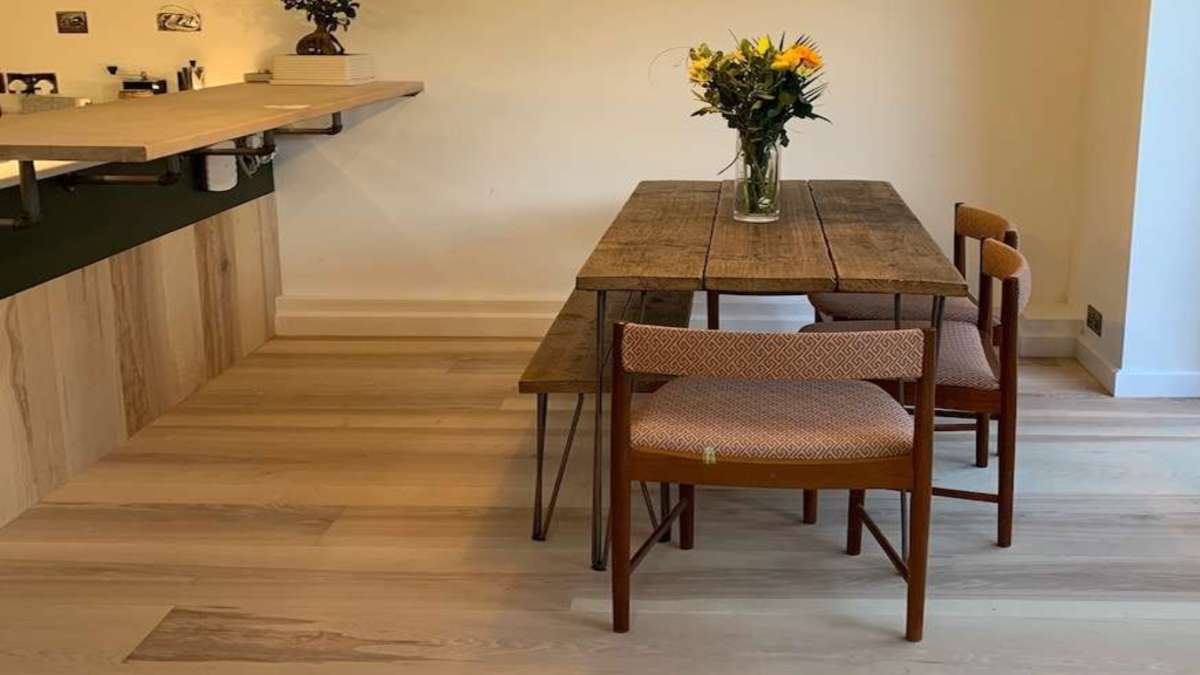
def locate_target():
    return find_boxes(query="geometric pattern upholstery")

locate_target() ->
[808,292,985,324]
[631,379,913,463]
[620,325,925,382]
[801,320,1000,391]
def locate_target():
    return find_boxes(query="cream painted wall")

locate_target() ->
[271,0,1093,317]
[2,1,1104,331]
[1070,0,1150,378]
[0,2,288,102]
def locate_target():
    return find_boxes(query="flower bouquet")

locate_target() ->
[689,34,828,222]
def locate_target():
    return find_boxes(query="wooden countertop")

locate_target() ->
[0,81,424,163]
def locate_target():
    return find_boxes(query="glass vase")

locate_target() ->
[734,136,782,223]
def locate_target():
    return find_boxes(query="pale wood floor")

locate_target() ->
[1,338,1198,674]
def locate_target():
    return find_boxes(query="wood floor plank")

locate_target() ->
[127,607,437,664]
[0,337,1197,673]
[0,603,169,673]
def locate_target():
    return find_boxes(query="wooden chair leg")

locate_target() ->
[680,484,695,550]
[612,477,632,632]
[706,291,720,330]
[803,489,819,524]
[975,413,991,468]
[997,408,1017,548]
[905,484,931,642]
[846,490,865,555]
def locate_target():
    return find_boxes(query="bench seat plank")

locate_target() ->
[519,290,693,395]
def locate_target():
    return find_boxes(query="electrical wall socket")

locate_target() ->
[1087,305,1103,337]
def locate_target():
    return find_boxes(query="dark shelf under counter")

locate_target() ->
[0,160,274,299]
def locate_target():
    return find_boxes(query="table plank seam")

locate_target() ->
[699,182,724,295]
[809,181,843,294]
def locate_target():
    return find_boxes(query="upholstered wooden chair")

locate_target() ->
[811,205,1018,474]
[802,240,1030,547]
[611,324,937,641]
[809,204,1019,327]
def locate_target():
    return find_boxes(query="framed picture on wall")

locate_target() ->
[56,11,89,34]
[157,5,203,32]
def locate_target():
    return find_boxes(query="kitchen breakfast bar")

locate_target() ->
[0,81,422,524]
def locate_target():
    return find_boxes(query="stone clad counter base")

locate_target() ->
[0,194,280,525]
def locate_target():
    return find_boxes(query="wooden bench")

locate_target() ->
[520,290,693,543]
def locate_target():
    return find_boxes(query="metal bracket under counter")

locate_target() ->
[63,156,184,189]
[275,112,344,137]
[3,156,191,229]
[3,135,277,228]
[0,162,41,229]
[2,120,335,228]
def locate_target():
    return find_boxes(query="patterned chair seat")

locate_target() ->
[801,320,999,390]
[631,379,913,463]
[809,292,988,325]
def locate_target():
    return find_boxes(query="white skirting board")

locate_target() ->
[275,294,1080,356]
[1071,335,1200,398]
[275,296,563,338]
[1112,370,1200,398]
[1075,336,1120,394]
[278,295,1200,397]
[1077,338,1200,397]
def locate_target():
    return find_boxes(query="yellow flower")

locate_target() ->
[688,55,713,83]
[755,35,772,55]
[729,48,746,63]
[770,51,796,71]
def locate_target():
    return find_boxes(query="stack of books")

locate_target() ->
[271,55,376,86]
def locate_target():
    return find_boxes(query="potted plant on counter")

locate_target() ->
[273,0,374,85]
[284,0,360,55]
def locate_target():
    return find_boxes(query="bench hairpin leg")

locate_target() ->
[659,483,672,542]
[533,393,585,541]
[592,290,608,571]
[533,394,549,540]
[641,481,660,530]
[603,485,658,564]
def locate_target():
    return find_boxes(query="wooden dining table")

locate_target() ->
[575,179,968,570]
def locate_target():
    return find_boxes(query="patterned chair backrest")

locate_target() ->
[619,325,927,381]
[983,239,1032,315]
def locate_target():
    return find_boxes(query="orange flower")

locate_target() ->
[771,44,823,72]
[796,45,823,69]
